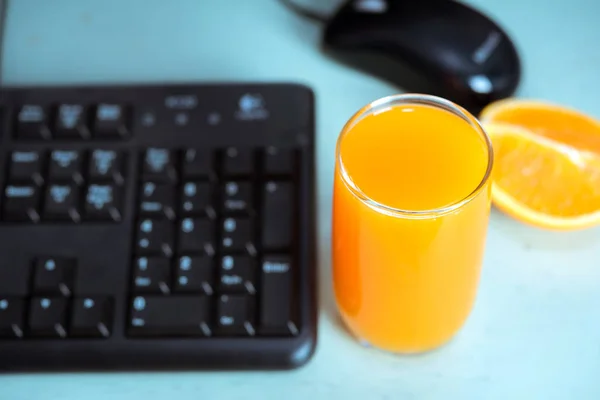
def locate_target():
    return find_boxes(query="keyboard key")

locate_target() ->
[182,149,213,177]
[93,103,129,138]
[84,184,123,221]
[8,151,45,185]
[221,217,254,252]
[136,219,174,256]
[33,256,76,296]
[139,182,176,220]
[222,147,254,176]
[264,147,294,175]
[259,255,298,335]
[15,104,51,140]
[43,184,81,222]
[142,148,178,182]
[70,297,113,338]
[262,182,293,249]
[2,185,41,222]
[28,297,68,338]
[221,181,252,214]
[132,257,171,294]
[0,298,25,338]
[178,218,214,254]
[217,294,255,336]
[219,255,256,293]
[48,150,84,184]
[54,104,90,139]
[128,296,212,337]
[174,256,214,294]
[88,149,125,184]
[180,182,213,216]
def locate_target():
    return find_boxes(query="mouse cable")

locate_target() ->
[277,0,331,23]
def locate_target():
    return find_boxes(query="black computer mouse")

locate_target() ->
[322,0,521,115]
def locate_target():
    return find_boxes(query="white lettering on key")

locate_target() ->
[140,220,153,233]
[174,112,189,126]
[12,152,38,163]
[141,202,161,212]
[133,297,146,311]
[182,218,194,233]
[207,112,221,126]
[179,256,192,271]
[224,218,236,232]
[97,104,121,121]
[165,95,197,109]
[180,256,192,271]
[50,186,71,204]
[221,275,242,285]
[138,257,148,270]
[146,148,169,172]
[18,105,44,122]
[58,105,82,128]
[83,298,95,309]
[266,182,277,193]
[135,277,151,287]
[44,259,56,271]
[143,182,155,197]
[86,185,113,209]
[141,112,156,127]
[184,183,196,197]
[220,316,234,326]
[93,150,116,175]
[225,200,245,210]
[263,261,290,273]
[5,186,34,198]
[52,150,78,168]
[225,182,238,196]
[222,256,234,270]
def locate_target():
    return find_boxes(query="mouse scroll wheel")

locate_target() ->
[353,0,388,13]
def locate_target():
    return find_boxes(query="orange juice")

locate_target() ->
[332,94,493,353]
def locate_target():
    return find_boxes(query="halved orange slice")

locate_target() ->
[480,98,600,154]
[485,122,600,230]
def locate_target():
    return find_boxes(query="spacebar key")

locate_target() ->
[128,296,212,337]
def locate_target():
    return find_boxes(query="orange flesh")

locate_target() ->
[483,103,600,154]
[492,128,600,217]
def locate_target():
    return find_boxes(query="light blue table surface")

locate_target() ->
[2,0,600,399]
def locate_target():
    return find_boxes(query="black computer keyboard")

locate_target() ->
[0,83,317,371]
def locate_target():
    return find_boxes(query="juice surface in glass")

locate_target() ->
[332,94,493,353]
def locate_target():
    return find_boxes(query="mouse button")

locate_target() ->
[396,23,482,75]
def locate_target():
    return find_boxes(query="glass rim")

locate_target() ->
[336,93,494,218]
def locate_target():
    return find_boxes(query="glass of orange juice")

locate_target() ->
[332,94,493,354]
